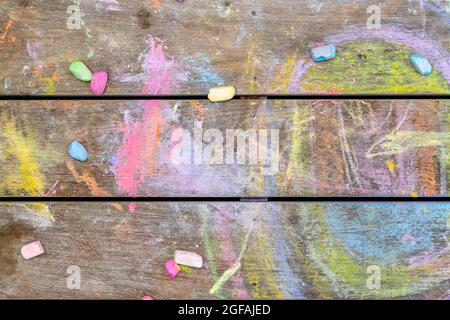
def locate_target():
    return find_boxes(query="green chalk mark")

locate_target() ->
[201,213,224,299]
[301,41,450,93]
[86,49,94,58]
[209,221,254,296]
[367,131,450,158]
[179,265,193,273]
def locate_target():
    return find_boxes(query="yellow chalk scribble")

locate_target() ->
[269,54,297,93]
[385,159,396,174]
[244,43,258,93]
[244,231,284,299]
[1,121,44,194]
[0,119,53,221]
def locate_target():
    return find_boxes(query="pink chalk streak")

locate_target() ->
[112,36,187,196]
[128,202,137,213]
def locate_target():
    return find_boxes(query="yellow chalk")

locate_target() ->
[208,86,236,102]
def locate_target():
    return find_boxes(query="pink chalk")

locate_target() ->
[142,295,154,300]
[21,240,45,260]
[128,202,137,213]
[90,71,108,95]
[165,259,181,279]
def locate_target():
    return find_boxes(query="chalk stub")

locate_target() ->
[69,61,93,82]
[174,250,203,269]
[165,259,181,279]
[410,54,432,76]
[142,295,155,300]
[21,240,45,260]
[68,140,88,162]
[311,44,336,62]
[90,71,108,95]
[208,86,236,102]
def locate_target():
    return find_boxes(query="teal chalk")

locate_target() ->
[68,140,88,162]
[410,54,432,76]
[311,44,336,62]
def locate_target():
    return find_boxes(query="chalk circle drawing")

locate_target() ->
[289,25,450,93]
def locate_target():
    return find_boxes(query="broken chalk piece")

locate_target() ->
[68,140,88,162]
[174,250,203,269]
[165,259,181,279]
[21,240,45,260]
[90,71,108,96]
[142,295,154,300]
[208,86,236,102]
[311,44,336,62]
[69,61,93,82]
[410,54,432,76]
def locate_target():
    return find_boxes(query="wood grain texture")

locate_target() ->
[1,0,449,301]
[0,99,449,197]
[0,202,448,299]
[1,0,450,94]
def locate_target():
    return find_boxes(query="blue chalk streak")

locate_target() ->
[184,54,225,87]
[325,203,448,265]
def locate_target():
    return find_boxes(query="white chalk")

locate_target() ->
[21,240,45,260]
[174,250,203,269]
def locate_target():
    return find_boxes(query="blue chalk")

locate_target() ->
[410,54,432,76]
[68,140,88,162]
[311,44,336,62]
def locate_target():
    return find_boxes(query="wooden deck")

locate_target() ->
[0,99,449,197]
[1,0,450,95]
[0,0,449,299]
[1,202,448,299]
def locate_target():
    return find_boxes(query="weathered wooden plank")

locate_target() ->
[0,99,449,197]
[0,202,448,299]
[1,0,450,94]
